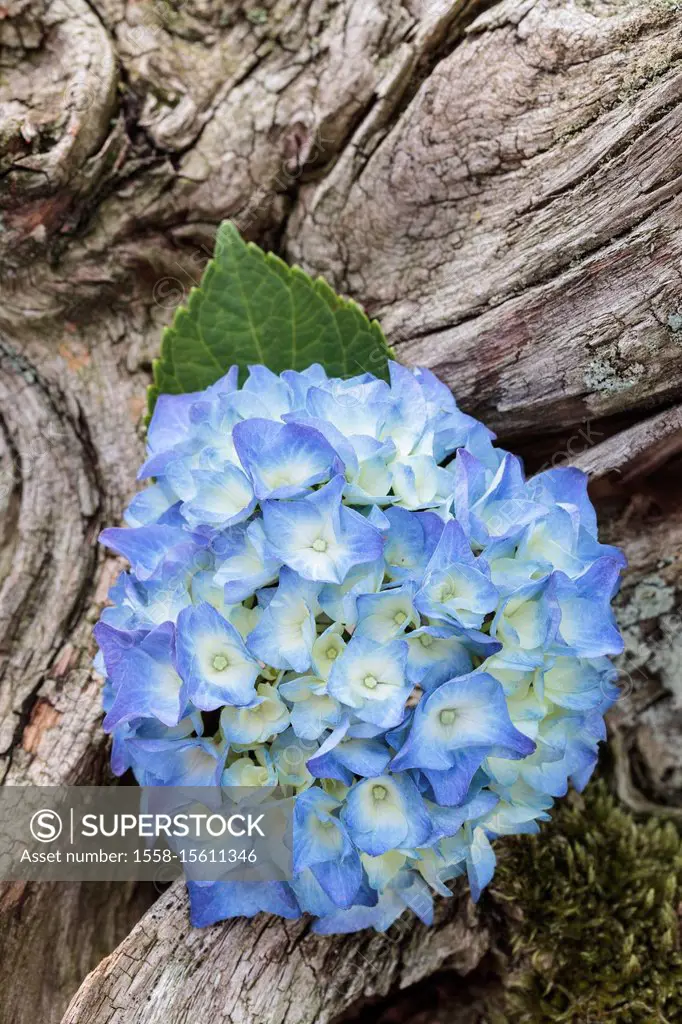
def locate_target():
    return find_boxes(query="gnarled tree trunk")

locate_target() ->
[0,1,681,1021]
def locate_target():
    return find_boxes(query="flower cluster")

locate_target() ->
[95,362,625,933]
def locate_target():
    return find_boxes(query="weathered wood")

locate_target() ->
[0,0,681,1021]
[290,0,682,439]
[560,416,682,815]
[61,879,488,1024]
[0,879,155,1024]
[0,336,157,1024]
[571,404,682,491]
[600,487,682,816]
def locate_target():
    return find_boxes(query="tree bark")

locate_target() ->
[0,0,681,1021]
[61,879,488,1024]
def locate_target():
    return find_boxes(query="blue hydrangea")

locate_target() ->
[95,362,625,932]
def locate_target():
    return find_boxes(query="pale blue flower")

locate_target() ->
[552,558,624,658]
[229,365,295,422]
[220,683,289,745]
[96,361,625,934]
[246,567,319,672]
[307,721,392,784]
[279,675,343,741]
[124,481,178,527]
[342,435,396,504]
[293,789,365,907]
[99,622,187,730]
[381,361,429,457]
[99,523,206,581]
[391,672,534,807]
[212,520,280,601]
[305,377,392,439]
[392,672,534,773]
[261,475,383,583]
[482,780,553,836]
[454,451,547,544]
[124,736,225,787]
[271,728,318,789]
[465,826,496,902]
[311,623,346,679]
[382,506,443,582]
[492,577,560,650]
[405,625,476,688]
[341,774,431,855]
[327,635,410,729]
[412,365,495,463]
[538,656,618,711]
[221,752,278,788]
[391,455,453,511]
[176,465,256,530]
[317,559,384,627]
[233,418,342,499]
[424,786,499,846]
[354,583,418,643]
[175,602,260,711]
[415,520,499,630]
[99,566,193,631]
[188,880,300,928]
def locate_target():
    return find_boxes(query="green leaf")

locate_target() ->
[147,221,393,416]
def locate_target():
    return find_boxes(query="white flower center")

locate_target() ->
[372,785,388,801]
[419,634,434,648]
[393,611,407,625]
[212,654,229,671]
[312,538,328,552]
[363,674,378,690]
[439,708,456,726]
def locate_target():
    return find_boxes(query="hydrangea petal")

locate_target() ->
[102,623,187,729]
[176,602,260,711]
[246,567,319,672]
[262,476,384,583]
[327,635,410,729]
[188,880,300,927]
[233,418,343,499]
[341,774,431,856]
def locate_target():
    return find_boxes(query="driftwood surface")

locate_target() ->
[62,880,488,1024]
[0,0,681,1021]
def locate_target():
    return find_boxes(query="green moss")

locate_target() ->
[488,783,682,1023]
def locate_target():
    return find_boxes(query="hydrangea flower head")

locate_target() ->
[95,361,625,932]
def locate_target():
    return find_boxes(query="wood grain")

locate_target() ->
[61,880,488,1024]
[0,0,680,1021]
